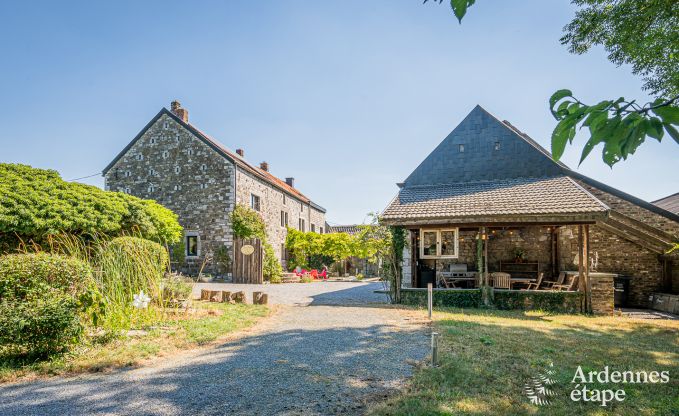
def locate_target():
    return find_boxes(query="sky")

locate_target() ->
[1,0,677,225]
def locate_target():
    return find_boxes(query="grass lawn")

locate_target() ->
[0,302,269,383]
[369,308,679,416]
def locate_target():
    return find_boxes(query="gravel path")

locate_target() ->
[0,282,429,416]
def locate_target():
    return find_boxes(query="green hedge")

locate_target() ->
[493,290,583,313]
[0,253,94,357]
[400,289,482,308]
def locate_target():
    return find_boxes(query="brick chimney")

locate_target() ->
[285,177,295,188]
[236,149,244,157]
[170,100,189,123]
[260,161,269,172]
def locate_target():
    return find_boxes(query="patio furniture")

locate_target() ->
[491,272,511,289]
[526,272,545,290]
[543,272,565,289]
[553,273,579,291]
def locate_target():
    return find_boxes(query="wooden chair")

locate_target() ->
[526,272,545,290]
[543,272,565,289]
[553,274,579,291]
[491,272,511,289]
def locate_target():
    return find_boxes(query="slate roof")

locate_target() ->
[382,176,608,222]
[328,225,362,235]
[653,192,679,215]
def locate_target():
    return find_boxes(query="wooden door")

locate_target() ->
[233,238,263,284]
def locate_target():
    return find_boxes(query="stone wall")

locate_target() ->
[104,113,235,275]
[234,168,325,270]
[590,274,615,315]
[309,207,326,234]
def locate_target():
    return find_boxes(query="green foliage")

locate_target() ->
[263,242,283,281]
[550,92,679,166]
[561,0,678,98]
[0,252,94,299]
[400,289,482,308]
[0,164,182,246]
[493,290,583,313]
[169,239,186,266]
[300,276,313,283]
[433,2,679,166]
[0,253,95,357]
[160,273,193,303]
[424,0,476,23]
[214,245,231,275]
[230,204,266,240]
[0,293,83,358]
[94,237,169,329]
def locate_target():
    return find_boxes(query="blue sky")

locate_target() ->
[1,0,676,224]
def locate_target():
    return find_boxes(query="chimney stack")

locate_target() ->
[236,149,244,157]
[170,100,189,123]
[285,177,295,188]
[260,161,269,172]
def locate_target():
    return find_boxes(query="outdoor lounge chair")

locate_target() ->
[543,272,565,289]
[553,274,579,291]
[491,272,511,289]
[526,272,545,290]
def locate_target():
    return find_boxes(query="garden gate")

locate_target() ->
[233,238,263,284]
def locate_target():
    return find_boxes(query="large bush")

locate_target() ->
[263,242,282,281]
[0,253,94,357]
[0,163,182,247]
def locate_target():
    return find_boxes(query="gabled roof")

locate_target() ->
[103,108,325,211]
[383,176,608,223]
[385,105,679,224]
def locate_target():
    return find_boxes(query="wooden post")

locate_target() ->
[584,224,591,313]
[200,289,211,301]
[551,227,558,278]
[220,291,232,303]
[427,283,433,319]
[209,290,222,302]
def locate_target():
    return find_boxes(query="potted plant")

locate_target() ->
[513,248,526,263]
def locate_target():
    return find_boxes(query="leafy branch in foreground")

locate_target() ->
[423,0,476,23]
[549,91,679,166]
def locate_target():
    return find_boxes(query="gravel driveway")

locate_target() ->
[0,282,430,415]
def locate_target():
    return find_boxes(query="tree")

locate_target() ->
[230,204,282,280]
[424,0,679,167]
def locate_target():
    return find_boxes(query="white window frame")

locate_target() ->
[185,232,200,258]
[251,193,261,211]
[419,228,459,259]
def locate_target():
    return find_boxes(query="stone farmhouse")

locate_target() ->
[382,105,679,311]
[103,101,326,276]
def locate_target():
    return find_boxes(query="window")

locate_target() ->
[419,228,459,259]
[175,133,180,143]
[280,211,286,227]
[163,121,169,129]
[162,151,169,159]
[136,154,144,161]
[124,187,131,194]
[200,164,207,172]
[251,194,260,211]
[299,218,305,232]
[187,149,193,156]
[311,224,316,233]
[494,142,500,151]
[148,184,155,193]
[174,166,181,174]
[200,183,208,190]
[301,202,304,211]
[186,234,199,257]
[283,195,287,205]
[458,144,465,153]
[285,212,288,226]
[150,137,156,144]
[281,243,287,262]
[320,227,324,234]
[124,171,131,177]
[174,185,181,191]
[149,168,155,176]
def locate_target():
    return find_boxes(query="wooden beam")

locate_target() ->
[584,224,591,313]
[578,225,585,312]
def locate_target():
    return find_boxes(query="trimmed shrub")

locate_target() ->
[0,253,94,357]
[0,252,93,300]
[0,163,182,247]
[0,292,82,357]
[493,290,583,313]
[400,289,483,308]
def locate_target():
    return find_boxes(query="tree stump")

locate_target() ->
[253,292,269,305]
[209,290,222,302]
[232,291,246,303]
[200,289,211,301]
[220,291,232,303]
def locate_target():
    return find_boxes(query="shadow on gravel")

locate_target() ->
[308,282,390,306]
[0,311,428,415]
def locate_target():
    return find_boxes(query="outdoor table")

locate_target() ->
[510,277,536,289]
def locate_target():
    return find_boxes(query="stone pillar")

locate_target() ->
[590,273,615,315]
